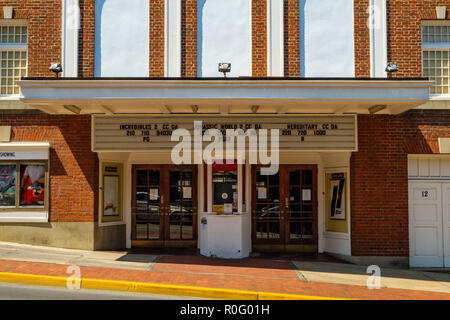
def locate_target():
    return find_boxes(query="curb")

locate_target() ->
[0,272,346,300]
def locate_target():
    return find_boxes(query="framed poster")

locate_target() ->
[103,176,119,216]
[101,163,123,223]
[327,173,346,221]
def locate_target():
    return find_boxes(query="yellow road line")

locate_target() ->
[0,271,347,300]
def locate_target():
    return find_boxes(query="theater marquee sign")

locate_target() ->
[92,115,357,152]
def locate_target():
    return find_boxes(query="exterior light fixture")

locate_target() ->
[64,105,81,114]
[191,105,199,113]
[385,62,398,73]
[251,105,259,113]
[3,7,13,19]
[49,63,63,78]
[369,105,387,114]
[218,63,231,78]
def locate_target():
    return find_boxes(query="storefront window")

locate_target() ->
[20,164,46,207]
[0,165,16,207]
[0,162,47,209]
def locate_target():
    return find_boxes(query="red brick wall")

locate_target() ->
[387,0,450,78]
[149,0,165,77]
[7,1,450,79]
[0,114,98,223]
[182,0,197,77]
[0,0,62,78]
[78,0,95,77]
[284,0,300,77]
[351,111,450,256]
[354,0,371,78]
[252,0,267,77]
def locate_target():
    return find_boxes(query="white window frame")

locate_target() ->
[0,19,28,99]
[0,142,50,223]
[422,21,450,98]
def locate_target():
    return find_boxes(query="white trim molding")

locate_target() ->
[17,79,432,115]
[62,0,80,77]
[165,0,182,77]
[267,0,284,77]
[369,0,387,78]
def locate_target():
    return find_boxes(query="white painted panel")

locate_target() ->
[408,157,450,178]
[442,159,450,177]
[429,158,441,177]
[198,0,252,77]
[165,0,181,77]
[300,0,355,77]
[413,204,438,222]
[95,0,149,77]
[443,184,450,267]
[408,158,418,177]
[414,228,439,256]
[409,183,444,268]
[418,158,430,177]
[267,0,284,76]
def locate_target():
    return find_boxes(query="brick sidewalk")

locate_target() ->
[0,257,449,300]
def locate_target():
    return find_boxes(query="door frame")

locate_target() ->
[131,164,198,248]
[408,181,445,268]
[251,164,318,251]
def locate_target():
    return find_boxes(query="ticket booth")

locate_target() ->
[199,161,251,259]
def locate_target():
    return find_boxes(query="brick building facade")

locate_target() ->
[0,0,448,267]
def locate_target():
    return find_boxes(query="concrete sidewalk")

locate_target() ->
[0,242,448,300]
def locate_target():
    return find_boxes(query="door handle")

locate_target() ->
[285,197,289,209]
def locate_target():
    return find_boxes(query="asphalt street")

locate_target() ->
[0,282,200,300]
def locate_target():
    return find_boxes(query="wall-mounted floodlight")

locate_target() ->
[64,105,81,114]
[385,62,398,73]
[50,63,63,78]
[218,63,231,78]
[369,105,387,114]
[251,105,259,113]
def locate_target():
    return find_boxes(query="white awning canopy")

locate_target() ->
[17,78,432,115]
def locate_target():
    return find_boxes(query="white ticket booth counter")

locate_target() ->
[199,161,251,259]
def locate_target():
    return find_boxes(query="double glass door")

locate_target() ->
[252,165,318,247]
[132,165,197,247]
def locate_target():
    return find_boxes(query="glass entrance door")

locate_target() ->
[132,165,197,247]
[285,166,317,244]
[253,167,283,243]
[252,165,318,249]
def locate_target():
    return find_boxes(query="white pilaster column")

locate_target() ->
[62,0,80,77]
[165,0,182,77]
[369,0,388,78]
[267,0,284,77]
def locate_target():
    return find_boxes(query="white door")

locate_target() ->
[443,183,450,267]
[409,183,444,268]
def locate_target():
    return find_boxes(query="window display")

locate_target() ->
[0,163,47,209]
[0,165,16,207]
[20,164,46,207]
